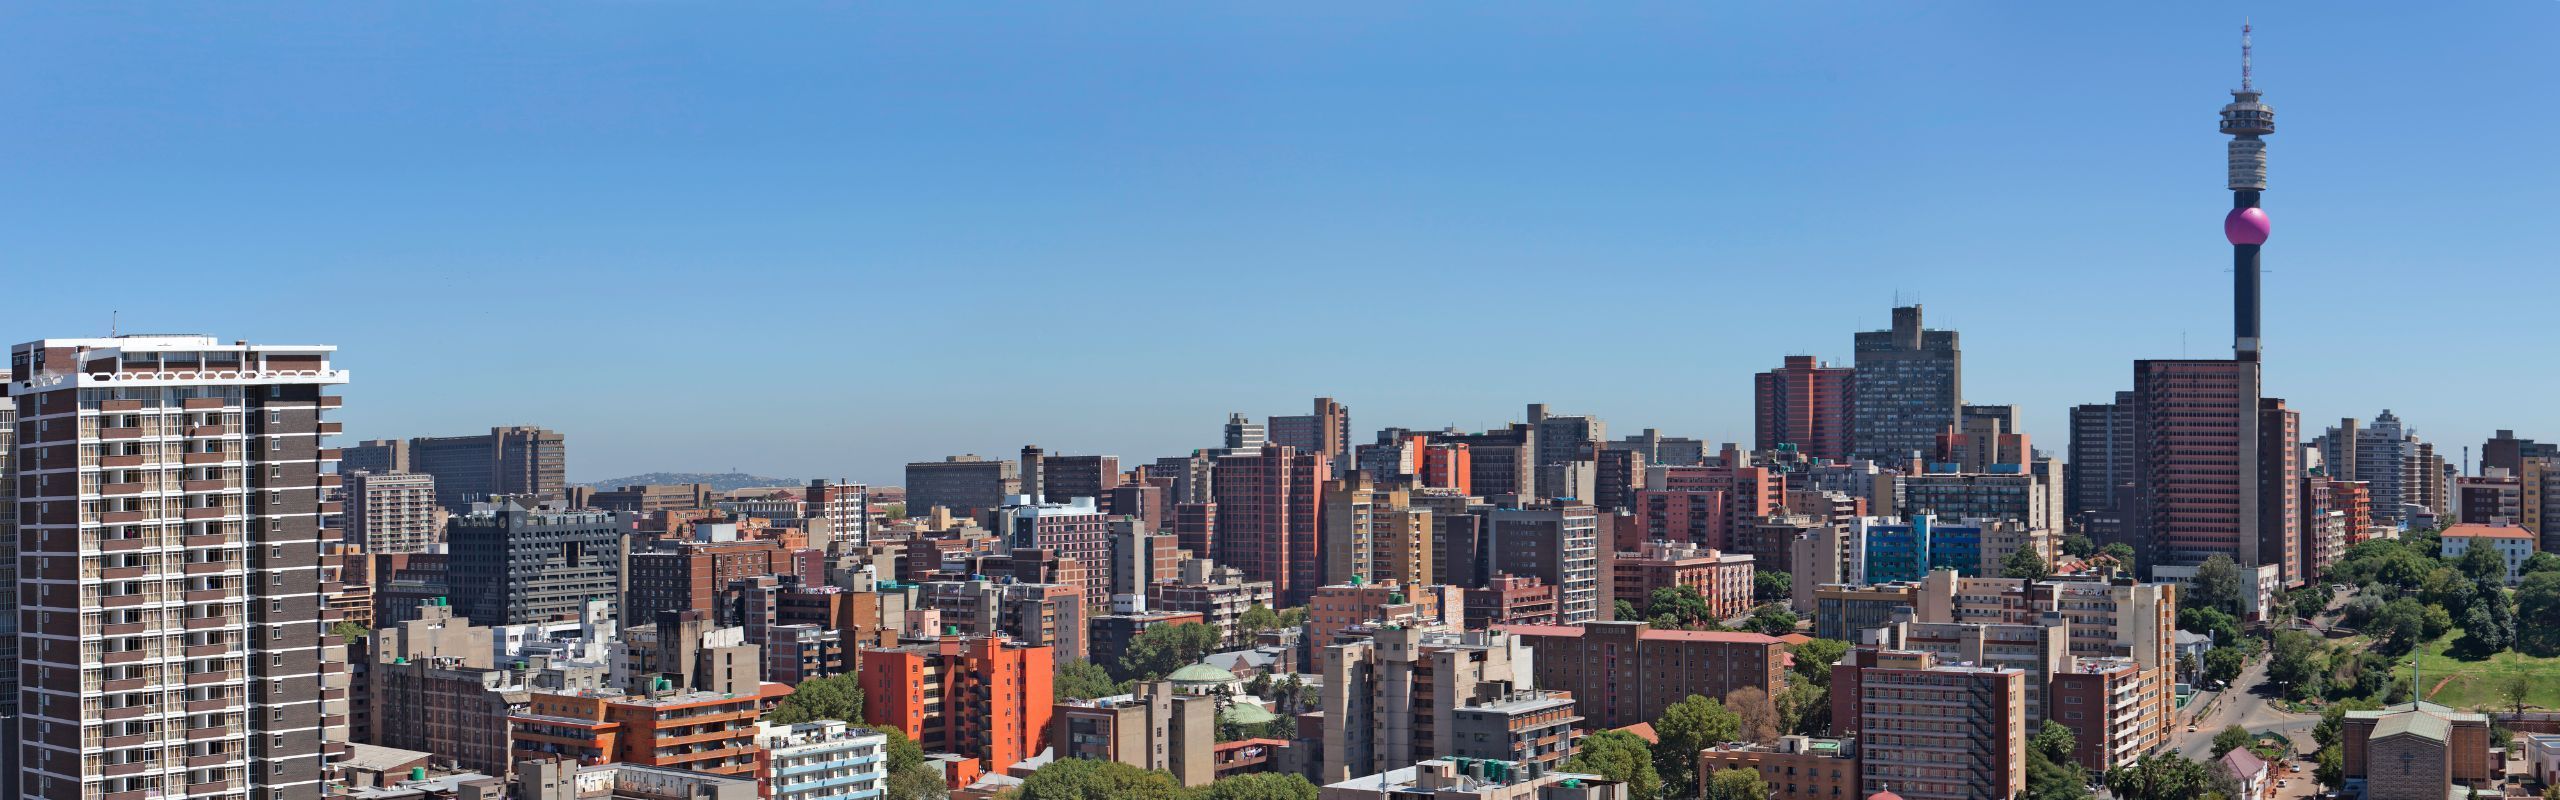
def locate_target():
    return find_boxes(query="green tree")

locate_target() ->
[2211,725,2254,759]
[1276,607,1307,628]
[1700,767,1769,800]
[1238,604,1281,637]
[2286,585,2328,622]
[2101,542,2136,564]
[769,674,865,725]
[2179,607,2240,647]
[2457,544,2508,585]
[878,728,947,800]
[329,620,371,641]
[1653,694,1741,800]
[1788,639,1850,684]
[2461,583,2515,656]
[2314,744,2345,790]
[1055,661,1123,701]
[1778,679,1828,737]
[2002,546,2053,580]
[2505,674,2533,716]
[2106,753,2216,800]
[1195,773,1319,800]
[1565,730,1663,800]
[1754,571,1792,604]
[2520,551,2560,578]
[1016,758,1188,800]
[2266,630,2326,699]
[2374,597,2431,654]
[1115,622,1223,681]
[2025,721,2092,800]
[1744,605,1798,636]
[2518,571,2560,656]
[2062,534,2096,559]
[1614,599,1642,622]
[2188,555,2247,617]
[2203,646,2246,685]
[1648,586,1713,628]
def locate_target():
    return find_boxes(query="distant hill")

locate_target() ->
[577,472,799,492]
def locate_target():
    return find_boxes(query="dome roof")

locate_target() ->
[1220,703,1279,725]
[1868,790,1904,800]
[1165,663,1238,685]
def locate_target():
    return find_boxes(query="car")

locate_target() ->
[2277,780,2289,789]
[2187,723,2199,733]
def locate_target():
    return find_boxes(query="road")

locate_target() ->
[2173,648,2319,760]
[2168,587,2359,762]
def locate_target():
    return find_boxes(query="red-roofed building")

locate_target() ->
[1498,621,1786,729]
[2439,523,2539,585]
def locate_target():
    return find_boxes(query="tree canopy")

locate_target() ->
[2106,753,2217,800]
[1653,694,1742,800]
[1193,773,1318,800]
[1564,730,1662,800]
[1238,604,1282,637]
[2187,555,2247,618]
[1056,661,1123,702]
[1116,622,1224,681]
[1700,767,1769,800]
[1017,759,1189,800]
[2025,721,2092,800]
[769,673,864,725]
[1743,604,1798,636]
[2002,546,2053,580]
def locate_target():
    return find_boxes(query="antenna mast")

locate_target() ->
[2241,23,2255,91]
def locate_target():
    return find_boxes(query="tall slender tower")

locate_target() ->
[2222,24,2275,360]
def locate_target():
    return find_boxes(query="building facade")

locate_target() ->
[10,335,345,800]
[1851,305,1961,463]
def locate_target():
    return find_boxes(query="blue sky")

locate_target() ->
[6,4,2555,484]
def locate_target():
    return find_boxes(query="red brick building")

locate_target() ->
[1755,355,1856,462]
[1212,445,1331,605]
[1497,622,1786,730]
[1462,574,1560,629]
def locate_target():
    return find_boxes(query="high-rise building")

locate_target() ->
[511,684,783,778]
[904,455,1019,518]
[1323,477,1433,588]
[1851,305,1961,463]
[2131,359,2263,570]
[1222,412,1268,453]
[2315,411,2451,529]
[447,499,631,626]
[410,426,567,511]
[998,496,1113,613]
[1212,445,1330,605]
[9,335,346,800]
[755,721,891,800]
[1050,682,1219,787]
[1756,355,1856,462]
[1150,559,1274,648]
[341,438,410,475]
[1606,429,1709,468]
[1486,504,1602,624]
[1527,403,1605,501]
[0,399,14,793]
[1317,627,1539,783]
[344,470,441,554]
[624,535,790,627]
[1269,397,1351,473]
[2067,392,2138,543]
[805,479,870,552]
[1431,425,1536,500]
[859,634,1055,775]
[1837,649,2027,800]
[1610,541,1755,620]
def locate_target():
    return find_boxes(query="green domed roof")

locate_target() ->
[1165,663,1238,685]
[1219,703,1279,725]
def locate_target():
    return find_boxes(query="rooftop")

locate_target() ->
[2442,523,2536,541]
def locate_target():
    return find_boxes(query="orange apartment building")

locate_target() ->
[508,683,792,778]
[860,634,1056,777]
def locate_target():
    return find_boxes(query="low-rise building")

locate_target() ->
[2341,701,2497,800]
[1318,758,1629,800]
[1463,574,1560,629]
[1497,622,1786,731]
[1448,690,1582,778]
[1610,541,1755,620]
[1695,736,1860,800]
[755,720,890,800]
[1153,559,1279,648]
[509,683,788,778]
[2438,523,2539,585]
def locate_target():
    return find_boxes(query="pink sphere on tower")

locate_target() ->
[2224,206,2270,245]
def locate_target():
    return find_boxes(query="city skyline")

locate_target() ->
[8,5,2557,482]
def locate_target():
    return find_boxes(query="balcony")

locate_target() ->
[100,482,146,496]
[182,507,230,520]
[100,454,147,468]
[188,670,242,686]
[182,398,228,410]
[185,589,232,603]
[98,427,143,440]
[318,422,343,435]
